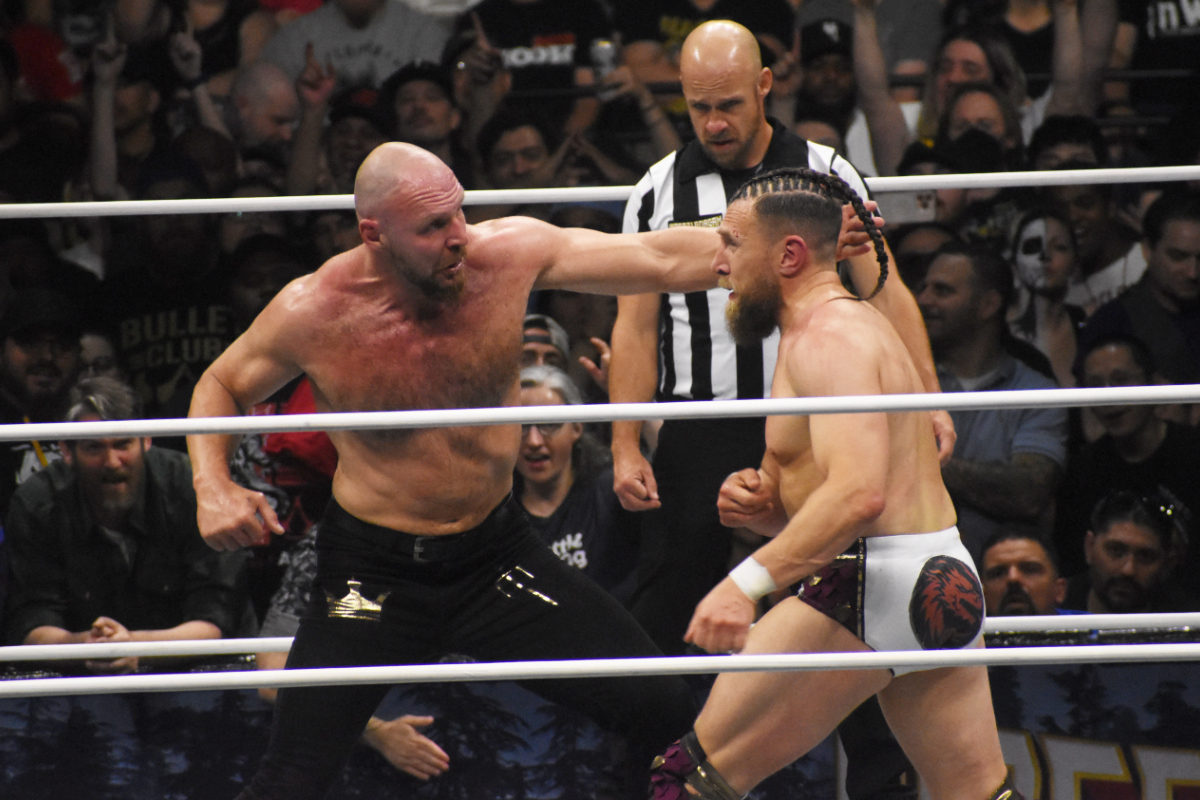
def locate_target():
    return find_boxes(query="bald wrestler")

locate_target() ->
[647,168,1015,800]
[189,142,875,799]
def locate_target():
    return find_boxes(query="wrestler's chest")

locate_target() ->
[305,320,523,412]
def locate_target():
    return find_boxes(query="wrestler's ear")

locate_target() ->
[1083,530,1096,565]
[778,234,807,277]
[1053,576,1067,605]
[359,218,381,247]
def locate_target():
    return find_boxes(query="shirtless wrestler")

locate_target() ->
[648,168,1015,800]
[188,142,849,800]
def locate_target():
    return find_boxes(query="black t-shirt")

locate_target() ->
[459,0,613,128]
[1118,0,1200,113]
[522,467,640,603]
[1000,19,1053,99]
[612,0,794,57]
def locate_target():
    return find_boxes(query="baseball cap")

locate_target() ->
[380,62,454,105]
[1,288,81,340]
[523,314,570,358]
[328,86,391,135]
[800,19,853,66]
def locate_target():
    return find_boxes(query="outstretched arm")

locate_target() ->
[534,221,720,295]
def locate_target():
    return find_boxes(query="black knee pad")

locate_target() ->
[648,731,741,800]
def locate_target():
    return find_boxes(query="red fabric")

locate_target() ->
[9,24,85,102]
[256,0,323,16]
[260,378,338,481]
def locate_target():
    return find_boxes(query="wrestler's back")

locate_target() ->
[291,243,532,535]
[768,297,956,537]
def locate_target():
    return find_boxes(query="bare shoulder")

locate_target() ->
[469,215,564,274]
[783,299,894,395]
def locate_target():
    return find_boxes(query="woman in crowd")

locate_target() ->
[514,365,638,602]
[1006,206,1085,387]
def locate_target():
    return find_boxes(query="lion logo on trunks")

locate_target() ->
[908,556,984,650]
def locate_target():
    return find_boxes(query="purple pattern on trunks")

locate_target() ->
[649,739,697,800]
[798,539,864,639]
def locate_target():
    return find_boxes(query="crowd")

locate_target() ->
[0,0,1198,794]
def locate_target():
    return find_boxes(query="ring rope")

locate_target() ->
[3,643,1200,699]
[1,165,1199,219]
[5,612,1199,663]
[6,384,1199,442]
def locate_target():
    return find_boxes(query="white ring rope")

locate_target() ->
[2,643,1200,699]
[6,384,1199,442]
[4,613,1199,663]
[1,165,1198,218]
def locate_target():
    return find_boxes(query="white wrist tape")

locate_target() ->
[729,556,778,601]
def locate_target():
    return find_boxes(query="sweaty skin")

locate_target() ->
[188,143,727,550]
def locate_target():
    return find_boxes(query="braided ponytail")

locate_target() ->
[731,167,888,300]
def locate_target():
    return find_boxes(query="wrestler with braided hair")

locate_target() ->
[649,168,1019,800]
[730,166,890,301]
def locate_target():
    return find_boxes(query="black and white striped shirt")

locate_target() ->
[622,119,873,401]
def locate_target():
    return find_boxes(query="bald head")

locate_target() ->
[680,21,763,85]
[231,61,299,149]
[355,142,457,222]
[678,21,773,171]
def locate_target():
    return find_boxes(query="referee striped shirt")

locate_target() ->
[622,118,873,402]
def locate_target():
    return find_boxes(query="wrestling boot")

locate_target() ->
[648,731,742,800]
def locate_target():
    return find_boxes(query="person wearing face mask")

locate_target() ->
[1007,207,1086,387]
[514,365,638,601]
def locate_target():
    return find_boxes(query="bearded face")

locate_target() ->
[725,266,781,345]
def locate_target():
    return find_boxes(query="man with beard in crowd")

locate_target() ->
[979,530,1068,616]
[1061,490,1200,614]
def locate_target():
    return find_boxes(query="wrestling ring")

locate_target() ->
[5,164,1200,798]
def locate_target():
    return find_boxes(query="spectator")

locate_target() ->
[381,61,473,187]
[112,0,277,98]
[1061,490,1200,613]
[1006,206,1085,387]
[979,529,1068,616]
[317,86,389,194]
[468,108,565,220]
[259,0,451,91]
[0,38,87,203]
[223,60,301,161]
[0,288,82,515]
[937,81,1024,169]
[515,365,638,600]
[893,139,976,231]
[917,241,1068,563]
[522,313,570,371]
[309,209,362,262]
[796,0,942,102]
[1056,334,1200,586]
[852,2,1113,177]
[794,19,857,145]
[219,178,289,255]
[79,327,125,381]
[1107,0,1200,117]
[1048,161,1146,315]
[3,376,255,666]
[1076,189,1200,387]
[889,220,960,290]
[458,0,614,139]
[1026,114,1106,171]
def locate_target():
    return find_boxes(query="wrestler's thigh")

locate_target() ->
[877,660,1008,800]
[695,597,892,796]
[453,545,694,736]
